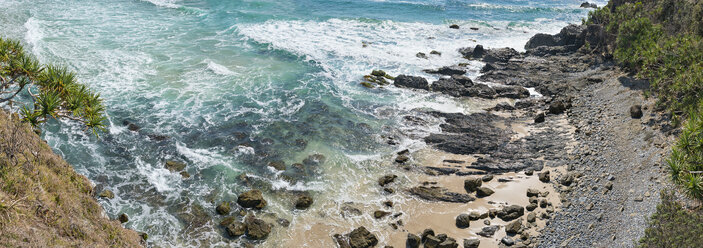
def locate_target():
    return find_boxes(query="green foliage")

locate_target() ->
[639,190,703,247]
[585,1,703,199]
[0,37,106,135]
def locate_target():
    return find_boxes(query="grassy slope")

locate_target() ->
[0,110,142,247]
[584,0,703,246]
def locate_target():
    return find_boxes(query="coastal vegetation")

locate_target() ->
[585,0,703,246]
[0,37,106,135]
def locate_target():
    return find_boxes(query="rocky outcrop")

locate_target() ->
[347,227,378,248]
[237,190,267,209]
[408,186,475,203]
[394,75,429,90]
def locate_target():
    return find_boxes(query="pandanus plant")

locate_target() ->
[0,37,106,136]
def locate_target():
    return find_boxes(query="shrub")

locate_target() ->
[639,190,703,247]
[0,37,106,135]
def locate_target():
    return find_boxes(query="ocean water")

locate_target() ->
[0,0,602,246]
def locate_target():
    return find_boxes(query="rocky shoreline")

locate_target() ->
[334,21,672,248]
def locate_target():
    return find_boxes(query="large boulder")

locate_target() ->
[406,233,421,248]
[482,48,519,63]
[423,66,466,76]
[477,225,500,237]
[497,205,524,221]
[295,194,313,210]
[463,177,482,192]
[494,85,530,99]
[455,214,471,228]
[237,190,267,209]
[525,24,587,52]
[524,33,559,49]
[245,217,272,240]
[348,226,378,248]
[409,186,475,203]
[394,75,429,90]
[464,238,481,248]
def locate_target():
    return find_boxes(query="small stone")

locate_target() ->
[421,229,435,242]
[526,188,540,197]
[463,238,480,248]
[534,112,545,123]
[634,196,644,202]
[539,199,548,208]
[483,220,490,225]
[164,160,186,172]
[644,191,651,197]
[464,177,482,192]
[605,182,613,191]
[476,187,494,197]
[406,234,421,248]
[481,174,494,182]
[378,175,398,187]
[525,169,534,176]
[98,189,115,199]
[395,155,409,163]
[501,236,515,246]
[630,105,643,118]
[455,214,471,228]
[538,171,550,182]
[449,24,460,29]
[505,219,522,234]
[118,213,129,223]
[468,211,482,220]
[374,210,391,219]
[295,195,313,210]
[216,201,231,215]
[527,212,536,222]
[225,222,246,237]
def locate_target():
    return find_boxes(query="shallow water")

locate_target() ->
[0,0,600,246]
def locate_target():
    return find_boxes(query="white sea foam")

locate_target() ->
[23,17,43,55]
[142,0,181,9]
[204,59,238,76]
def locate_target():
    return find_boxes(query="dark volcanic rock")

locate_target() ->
[477,225,500,237]
[525,24,586,53]
[378,174,397,187]
[497,205,524,221]
[464,238,480,248]
[394,75,429,90]
[423,66,466,76]
[409,186,475,203]
[449,24,460,29]
[245,217,272,240]
[406,233,421,248]
[237,190,267,209]
[494,85,530,98]
[580,2,598,8]
[534,112,546,123]
[482,48,519,63]
[463,177,482,192]
[348,226,378,248]
[295,194,313,210]
[455,214,471,228]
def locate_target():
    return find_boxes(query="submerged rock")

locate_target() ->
[237,190,267,209]
[164,160,186,172]
[267,160,286,171]
[225,222,246,237]
[216,201,231,215]
[295,194,313,210]
[378,175,397,187]
[373,210,391,219]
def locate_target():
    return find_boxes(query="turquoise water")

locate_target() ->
[0,0,600,246]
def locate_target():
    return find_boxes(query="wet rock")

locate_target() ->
[277,218,290,227]
[164,160,186,172]
[438,238,458,248]
[549,100,567,114]
[525,24,586,52]
[409,186,475,203]
[179,171,190,178]
[98,189,114,199]
[416,52,428,59]
[423,66,466,76]
[406,233,421,248]
[497,205,524,221]
[123,120,141,132]
[538,171,550,182]
[139,232,148,241]
[527,212,536,222]
[118,213,129,223]
[334,234,352,248]
[421,229,435,242]
[526,203,538,211]
[267,160,286,171]
[303,154,326,166]
[449,24,460,29]
[378,175,398,187]
[477,225,500,237]
[225,222,246,237]
[630,105,643,118]
[220,216,237,227]
[424,235,441,248]
[237,190,267,209]
[468,211,482,221]
[341,205,363,217]
[525,33,559,49]
[373,210,391,219]
[501,236,515,246]
[463,177,482,192]
[482,174,494,182]
[476,187,495,197]
[463,238,480,248]
[526,188,540,197]
[245,217,272,240]
[455,214,471,228]
[482,48,519,63]
[395,155,409,163]
[295,194,313,210]
[481,63,497,73]
[430,50,441,56]
[534,112,546,123]
[539,199,548,208]
[494,85,530,99]
[216,201,231,215]
[371,70,387,77]
[348,226,378,248]
[394,75,429,90]
[505,219,522,234]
